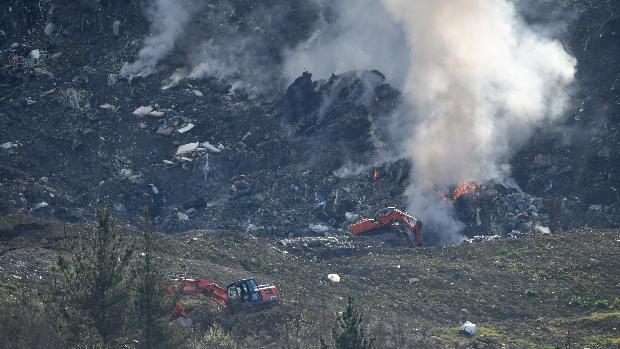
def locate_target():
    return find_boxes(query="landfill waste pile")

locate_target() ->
[0,0,619,348]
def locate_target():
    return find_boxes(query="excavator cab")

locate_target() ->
[226,277,280,309]
[227,278,259,304]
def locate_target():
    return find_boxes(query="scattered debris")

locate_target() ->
[535,225,551,234]
[44,23,56,36]
[202,141,221,153]
[149,110,165,117]
[156,126,174,135]
[460,321,476,336]
[176,142,200,156]
[327,274,340,283]
[29,49,41,59]
[309,223,329,234]
[31,202,49,211]
[99,103,116,110]
[177,211,189,221]
[133,106,153,116]
[176,123,195,134]
[112,20,121,36]
[1,142,21,150]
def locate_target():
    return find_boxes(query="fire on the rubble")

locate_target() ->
[442,182,480,201]
[373,169,380,181]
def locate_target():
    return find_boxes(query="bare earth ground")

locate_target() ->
[0,214,618,348]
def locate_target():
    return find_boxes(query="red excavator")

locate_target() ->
[165,277,280,325]
[351,207,423,246]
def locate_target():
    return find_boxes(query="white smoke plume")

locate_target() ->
[283,0,575,241]
[122,0,576,242]
[120,0,198,79]
[380,0,576,242]
[282,0,409,88]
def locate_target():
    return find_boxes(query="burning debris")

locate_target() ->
[441,182,480,201]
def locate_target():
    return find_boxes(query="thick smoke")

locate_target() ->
[120,0,197,79]
[281,0,409,88]
[380,0,576,242]
[123,0,576,242]
[284,0,575,242]
[121,1,311,91]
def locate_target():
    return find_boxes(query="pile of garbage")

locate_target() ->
[454,181,551,238]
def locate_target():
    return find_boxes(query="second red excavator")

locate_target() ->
[350,207,423,247]
[165,277,279,325]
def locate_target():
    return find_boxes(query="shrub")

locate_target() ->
[194,324,235,349]
[332,296,375,349]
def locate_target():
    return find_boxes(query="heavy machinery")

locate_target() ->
[350,207,423,246]
[164,277,280,324]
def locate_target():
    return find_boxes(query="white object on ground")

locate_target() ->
[327,274,340,283]
[176,142,199,156]
[133,106,153,116]
[177,123,195,134]
[1,142,21,149]
[460,321,476,336]
[201,141,221,153]
[535,225,551,234]
[309,223,329,233]
[149,110,165,117]
[99,103,116,110]
[32,202,49,210]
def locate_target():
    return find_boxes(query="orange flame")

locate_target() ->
[442,182,479,201]
[373,169,380,181]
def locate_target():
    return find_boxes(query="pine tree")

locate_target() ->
[56,208,134,345]
[332,296,375,349]
[136,210,174,349]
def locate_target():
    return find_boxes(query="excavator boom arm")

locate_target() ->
[350,208,423,246]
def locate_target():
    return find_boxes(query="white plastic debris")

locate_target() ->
[460,321,476,336]
[217,143,225,151]
[120,169,133,177]
[180,157,193,162]
[345,212,359,222]
[30,49,41,59]
[44,23,56,36]
[327,274,340,283]
[534,225,551,234]
[1,142,21,149]
[133,106,153,116]
[176,142,199,156]
[192,90,203,97]
[156,126,173,135]
[177,212,189,221]
[149,184,159,195]
[112,20,121,36]
[309,223,329,233]
[32,202,49,210]
[201,141,221,153]
[176,123,195,134]
[162,160,174,165]
[149,110,165,117]
[99,103,116,110]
